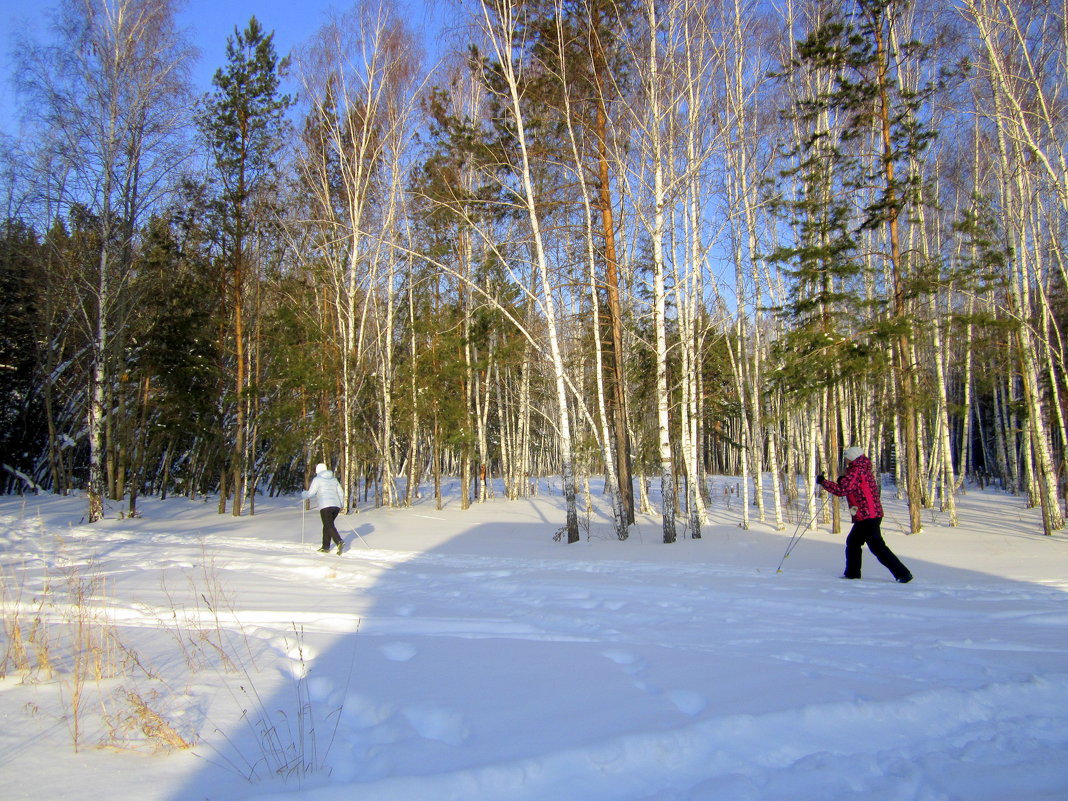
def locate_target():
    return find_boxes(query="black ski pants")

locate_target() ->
[844,517,910,580]
[320,507,342,550]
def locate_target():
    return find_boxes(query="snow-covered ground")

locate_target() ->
[1,479,1067,801]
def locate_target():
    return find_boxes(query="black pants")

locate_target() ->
[844,517,910,580]
[320,507,342,550]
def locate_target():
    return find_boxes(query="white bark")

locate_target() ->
[553,0,628,540]
[477,0,580,542]
[21,0,192,521]
[645,0,677,544]
[294,2,419,511]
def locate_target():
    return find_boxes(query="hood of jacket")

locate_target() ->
[317,469,336,480]
[848,454,873,473]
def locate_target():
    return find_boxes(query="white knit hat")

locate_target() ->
[843,446,864,462]
[315,462,328,475]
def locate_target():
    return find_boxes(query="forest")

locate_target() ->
[0,0,1065,543]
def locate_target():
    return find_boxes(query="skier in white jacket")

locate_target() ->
[303,463,345,554]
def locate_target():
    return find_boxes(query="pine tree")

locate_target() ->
[137,189,223,501]
[771,0,939,533]
[200,17,293,516]
[0,219,44,492]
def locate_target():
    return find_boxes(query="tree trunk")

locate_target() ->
[872,13,922,533]
[479,0,580,541]
[644,0,676,544]
[87,245,109,523]
[592,42,635,527]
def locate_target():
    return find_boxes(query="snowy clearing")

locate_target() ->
[1,480,1067,801]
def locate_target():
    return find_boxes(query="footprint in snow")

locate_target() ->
[307,676,334,702]
[667,689,707,716]
[342,693,393,729]
[271,635,317,662]
[380,642,417,662]
[280,658,308,680]
[402,705,468,745]
[602,649,639,665]
[602,649,648,675]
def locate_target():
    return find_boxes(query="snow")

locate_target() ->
[1,480,1067,801]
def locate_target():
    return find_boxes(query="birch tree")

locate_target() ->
[551,0,629,540]
[959,0,1066,532]
[19,0,193,521]
[477,0,580,542]
[642,0,677,543]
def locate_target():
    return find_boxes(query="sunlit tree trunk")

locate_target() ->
[294,3,418,511]
[21,0,192,521]
[554,0,628,539]
[643,0,677,544]
[478,0,580,541]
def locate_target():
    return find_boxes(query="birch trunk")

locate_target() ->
[87,247,108,523]
[478,0,580,542]
[990,84,1063,531]
[640,0,677,543]
[555,2,628,539]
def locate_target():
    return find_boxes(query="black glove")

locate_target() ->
[816,473,825,486]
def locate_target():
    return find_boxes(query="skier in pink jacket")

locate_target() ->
[817,446,912,583]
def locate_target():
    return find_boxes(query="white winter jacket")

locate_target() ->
[304,470,344,510]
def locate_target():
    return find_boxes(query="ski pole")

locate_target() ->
[776,495,829,573]
[354,527,375,551]
[883,506,911,535]
[351,527,373,549]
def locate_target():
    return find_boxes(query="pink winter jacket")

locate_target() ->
[819,455,883,522]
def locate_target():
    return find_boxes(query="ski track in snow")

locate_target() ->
[1,491,1068,801]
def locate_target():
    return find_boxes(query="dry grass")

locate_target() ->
[1,567,53,680]
[1,553,190,752]
[2,536,349,780]
[1,566,30,676]
[206,623,347,783]
[158,546,256,675]
[103,689,192,752]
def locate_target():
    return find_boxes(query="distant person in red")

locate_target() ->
[817,446,912,583]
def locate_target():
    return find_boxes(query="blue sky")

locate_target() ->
[0,0,449,137]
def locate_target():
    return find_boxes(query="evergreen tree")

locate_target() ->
[0,219,44,491]
[770,0,939,532]
[137,188,223,501]
[523,0,640,530]
[199,17,293,515]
